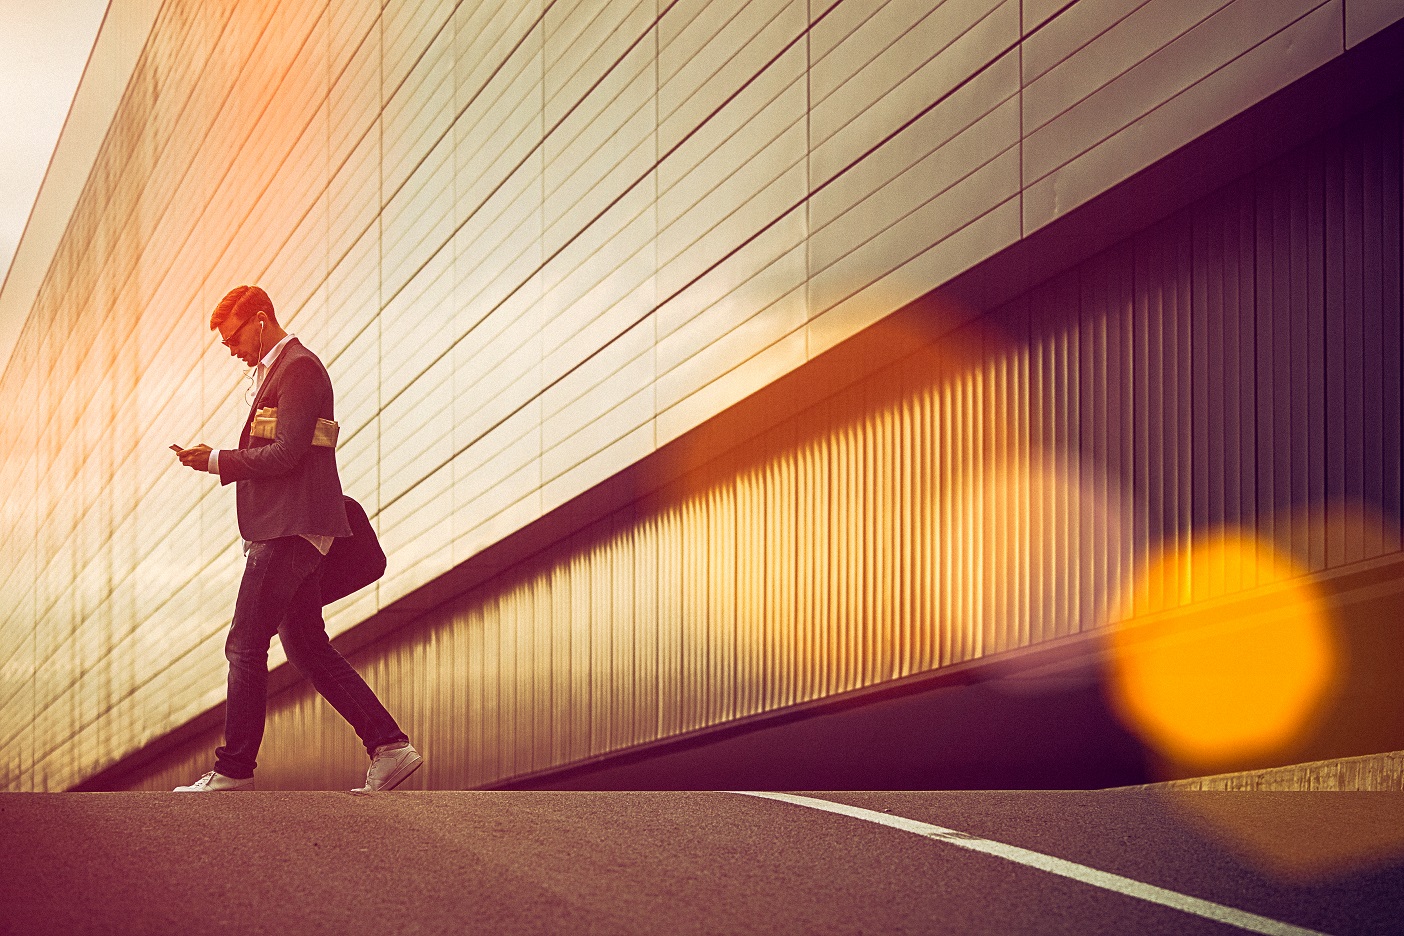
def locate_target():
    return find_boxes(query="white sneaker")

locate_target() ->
[350,741,422,794]
[174,770,255,792]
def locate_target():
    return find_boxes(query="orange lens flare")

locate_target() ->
[1106,531,1339,773]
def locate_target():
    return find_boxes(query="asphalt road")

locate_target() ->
[1,791,1400,935]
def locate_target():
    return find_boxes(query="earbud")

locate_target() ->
[244,317,268,406]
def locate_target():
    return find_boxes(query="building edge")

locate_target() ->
[0,0,163,384]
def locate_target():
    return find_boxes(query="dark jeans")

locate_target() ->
[215,536,408,779]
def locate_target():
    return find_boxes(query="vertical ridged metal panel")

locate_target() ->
[123,98,1403,791]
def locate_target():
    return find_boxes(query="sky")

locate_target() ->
[0,0,110,287]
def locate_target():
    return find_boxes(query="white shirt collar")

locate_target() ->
[258,333,295,372]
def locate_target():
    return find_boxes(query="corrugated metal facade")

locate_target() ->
[127,97,1402,791]
[0,0,1398,791]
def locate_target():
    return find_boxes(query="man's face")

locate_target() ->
[219,313,264,368]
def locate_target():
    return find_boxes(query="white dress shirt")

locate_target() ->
[209,333,334,556]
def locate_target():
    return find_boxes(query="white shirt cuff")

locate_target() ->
[207,449,221,475]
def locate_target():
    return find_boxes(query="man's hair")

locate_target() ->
[209,285,277,332]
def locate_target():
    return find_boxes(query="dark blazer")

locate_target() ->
[218,337,353,543]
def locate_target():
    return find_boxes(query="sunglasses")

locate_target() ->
[220,314,260,349]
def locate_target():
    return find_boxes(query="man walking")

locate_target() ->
[173,285,422,793]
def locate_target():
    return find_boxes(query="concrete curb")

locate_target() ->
[1124,751,1404,791]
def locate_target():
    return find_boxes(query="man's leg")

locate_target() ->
[213,538,322,780]
[277,545,409,755]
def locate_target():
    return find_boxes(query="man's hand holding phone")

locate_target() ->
[173,443,213,472]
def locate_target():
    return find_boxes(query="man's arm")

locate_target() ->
[216,357,326,484]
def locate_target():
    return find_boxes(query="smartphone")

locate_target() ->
[170,444,184,453]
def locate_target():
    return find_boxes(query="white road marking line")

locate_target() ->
[731,791,1330,936]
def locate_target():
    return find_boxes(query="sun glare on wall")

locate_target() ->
[1105,530,1340,774]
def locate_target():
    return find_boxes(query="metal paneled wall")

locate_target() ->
[0,0,1396,791]
[125,99,1402,791]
